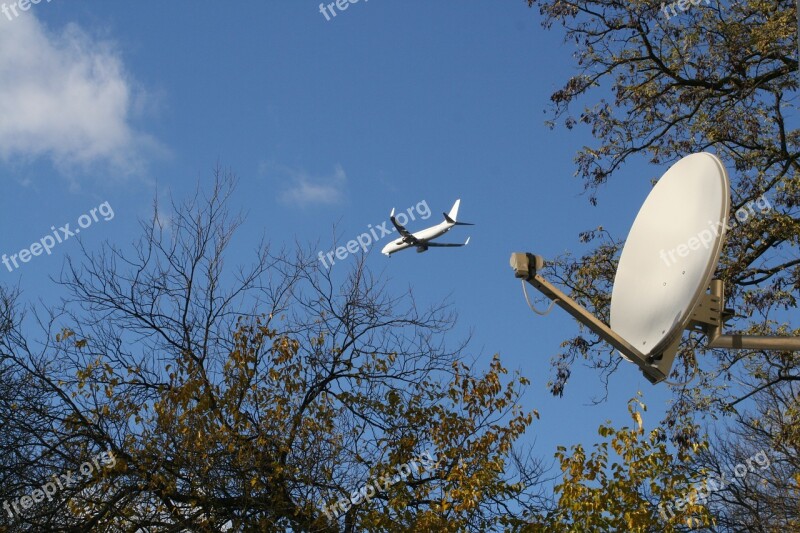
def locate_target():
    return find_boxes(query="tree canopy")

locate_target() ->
[0,175,545,531]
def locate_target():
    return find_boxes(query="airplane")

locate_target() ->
[381,199,473,256]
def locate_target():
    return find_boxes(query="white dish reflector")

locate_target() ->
[610,152,730,357]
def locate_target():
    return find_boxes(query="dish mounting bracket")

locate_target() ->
[690,280,800,351]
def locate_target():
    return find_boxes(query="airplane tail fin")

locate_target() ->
[443,199,474,225]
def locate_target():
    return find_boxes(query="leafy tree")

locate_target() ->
[682,384,800,530]
[524,0,798,438]
[522,0,799,530]
[523,397,712,532]
[0,172,544,531]
[528,0,800,400]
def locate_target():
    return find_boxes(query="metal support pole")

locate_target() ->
[704,279,800,350]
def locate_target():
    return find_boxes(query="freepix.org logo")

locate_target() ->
[659,194,771,267]
[1,0,54,21]
[3,450,116,519]
[2,201,115,273]
[660,0,710,20]
[317,200,430,269]
[658,448,772,520]
[318,0,369,21]
[320,450,437,520]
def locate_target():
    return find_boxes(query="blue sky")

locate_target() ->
[0,1,677,467]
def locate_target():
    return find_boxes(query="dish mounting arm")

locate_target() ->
[510,253,669,384]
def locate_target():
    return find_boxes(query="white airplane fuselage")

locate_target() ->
[381,221,454,255]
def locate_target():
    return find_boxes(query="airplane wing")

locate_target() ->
[390,209,421,244]
[426,237,471,248]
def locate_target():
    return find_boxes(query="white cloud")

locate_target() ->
[0,14,157,175]
[270,163,347,207]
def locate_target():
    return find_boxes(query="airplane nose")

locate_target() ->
[381,243,391,255]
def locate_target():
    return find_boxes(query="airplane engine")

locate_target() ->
[416,245,428,253]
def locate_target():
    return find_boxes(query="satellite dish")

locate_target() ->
[510,152,800,385]
[609,152,730,357]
